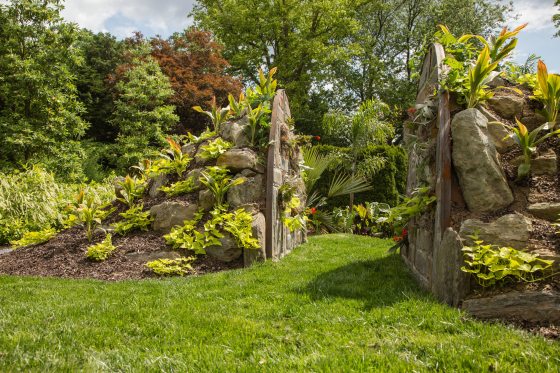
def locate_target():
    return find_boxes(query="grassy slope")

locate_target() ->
[0,234,558,372]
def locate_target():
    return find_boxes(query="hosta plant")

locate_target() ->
[505,119,560,179]
[116,175,146,207]
[146,257,195,276]
[461,237,554,287]
[164,210,219,255]
[211,207,260,249]
[193,96,231,133]
[159,177,198,197]
[198,138,233,160]
[86,234,116,261]
[10,228,57,248]
[112,204,153,236]
[199,166,245,208]
[534,60,560,127]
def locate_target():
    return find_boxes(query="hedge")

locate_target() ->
[312,144,407,208]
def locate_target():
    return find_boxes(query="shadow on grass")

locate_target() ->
[304,254,426,310]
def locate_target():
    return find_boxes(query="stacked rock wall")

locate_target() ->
[403,44,560,323]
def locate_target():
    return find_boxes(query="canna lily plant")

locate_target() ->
[505,119,560,179]
[193,96,231,132]
[534,60,560,128]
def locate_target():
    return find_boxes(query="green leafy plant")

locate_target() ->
[534,60,560,127]
[461,237,555,287]
[159,177,198,197]
[246,102,271,146]
[86,234,116,261]
[72,189,114,242]
[150,138,192,177]
[164,209,218,254]
[116,175,146,207]
[198,138,233,160]
[199,166,245,208]
[112,205,153,236]
[281,196,307,232]
[10,227,57,248]
[193,96,231,132]
[380,187,436,237]
[145,257,195,276]
[246,67,278,105]
[212,207,260,249]
[186,129,216,144]
[504,119,560,179]
[228,92,246,117]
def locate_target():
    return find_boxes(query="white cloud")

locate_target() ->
[510,0,556,32]
[61,0,195,38]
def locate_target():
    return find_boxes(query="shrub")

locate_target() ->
[86,234,116,261]
[112,205,153,236]
[146,257,195,276]
[10,228,57,248]
[0,166,68,243]
[312,145,407,208]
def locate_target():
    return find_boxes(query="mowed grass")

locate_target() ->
[0,235,558,372]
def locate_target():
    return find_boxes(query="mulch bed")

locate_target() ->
[0,226,242,281]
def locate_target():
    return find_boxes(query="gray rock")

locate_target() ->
[244,212,266,266]
[217,148,264,173]
[478,105,515,153]
[205,233,242,262]
[487,94,524,120]
[126,250,181,263]
[194,141,212,165]
[0,248,13,255]
[181,143,197,158]
[432,228,469,306]
[150,202,199,233]
[487,75,507,88]
[451,108,513,212]
[220,118,250,147]
[462,290,560,323]
[532,149,557,176]
[198,189,216,211]
[520,113,547,131]
[227,173,265,208]
[186,168,203,188]
[459,213,532,250]
[148,174,168,198]
[527,202,560,221]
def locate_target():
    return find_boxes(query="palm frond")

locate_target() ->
[302,146,335,192]
[327,172,372,198]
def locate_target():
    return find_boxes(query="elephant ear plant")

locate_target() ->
[505,119,560,179]
[534,60,560,128]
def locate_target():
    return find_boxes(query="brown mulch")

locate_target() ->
[0,226,242,281]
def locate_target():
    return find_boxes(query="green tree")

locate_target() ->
[322,98,395,205]
[192,0,358,133]
[75,30,124,142]
[554,0,560,37]
[0,0,88,180]
[109,42,179,173]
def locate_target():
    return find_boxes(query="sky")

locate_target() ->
[57,0,558,72]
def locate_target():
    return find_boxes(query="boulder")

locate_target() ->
[227,173,265,208]
[194,141,212,165]
[148,174,168,198]
[532,149,557,176]
[205,233,242,262]
[487,94,524,120]
[432,228,469,306]
[181,143,197,158]
[150,202,199,233]
[244,212,266,266]
[217,149,264,173]
[462,290,560,323]
[478,105,515,153]
[198,189,216,211]
[220,118,250,147]
[527,202,560,221]
[459,213,532,250]
[186,168,204,189]
[451,108,514,212]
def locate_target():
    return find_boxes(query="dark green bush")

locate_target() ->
[313,145,407,208]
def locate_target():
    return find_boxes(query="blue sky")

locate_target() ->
[60,0,560,71]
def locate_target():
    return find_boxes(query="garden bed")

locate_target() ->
[0,226,242,281]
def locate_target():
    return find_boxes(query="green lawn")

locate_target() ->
[0,235,558,372]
